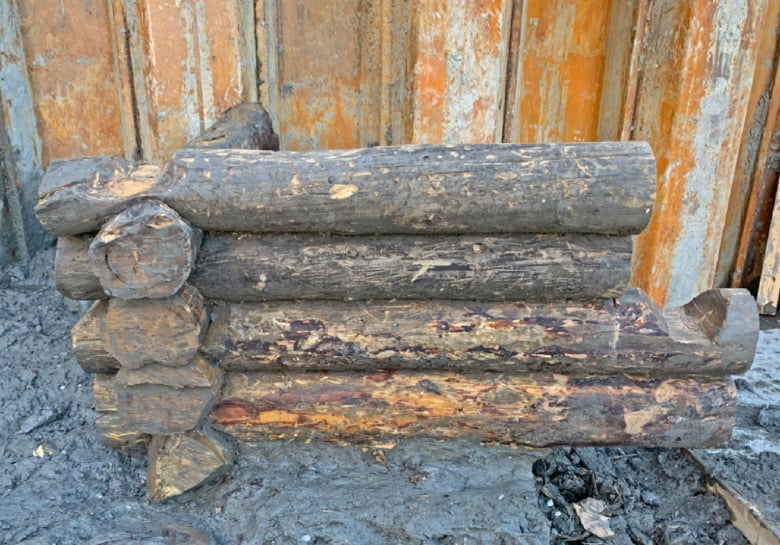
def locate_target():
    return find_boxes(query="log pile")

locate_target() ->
[37,103,759,501]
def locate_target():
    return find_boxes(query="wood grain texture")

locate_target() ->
[93,373,148,448]
[89,200,202,299]
[71,300,120,374]
[55,236,106,300]
[148,430,235,502]
[210,371,736,448]
[200,288,757,376]
[101,285,208,369]
[188,232,631,302]
[115,355,223,435]
[185,102,279,151]
[160,142,656,235]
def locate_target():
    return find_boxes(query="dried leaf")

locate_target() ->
[573,497,614,539]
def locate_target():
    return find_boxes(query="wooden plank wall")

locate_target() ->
[2,0,779,307]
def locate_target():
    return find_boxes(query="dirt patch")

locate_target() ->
[0,243,750,544]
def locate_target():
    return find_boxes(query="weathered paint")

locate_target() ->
[723,0,780,290]
[631,0,764,306]
[506,0,612,143]
[412,0,510,144]
[16,0,124,163]
[0,0,44,263]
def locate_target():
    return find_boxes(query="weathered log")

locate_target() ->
[93,373,147,447]
[36,103,280,237]
[71,300,120,374]
[36,158,162,237]
[55,231,632,301]
[200,288,757,376]
[102,285,208,369]
[210,371,736,448]
[185,102,279,151]
[89,199,202,299]
[55,236,106,300]
[115,355,223,435]
[37,141,656,236]
[147,429,235,502]
[191,232,631,301]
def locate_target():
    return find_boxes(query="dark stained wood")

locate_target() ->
[55,236,106,300]
[102,285,208,369]
[185,102,279,151]
[190,232,631,302]
[115,356,223,435]
[147,429,235,502]
[210,371,736,448]
[37,141,656,236]
[71,300,120,374]
[93,373,148,448]
[200,288,757,376]
[89,199,202,299]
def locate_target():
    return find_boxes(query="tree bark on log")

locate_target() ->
[89,199,202,299]
[71,300,120,374]
[101,285,208,369]
[55,232,632,301]
[200,289,757,376]
[210,371,736,448]
[37,141,656,236]
[148,430,235,502]
[191,232,631,301]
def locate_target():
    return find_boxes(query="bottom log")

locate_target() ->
[210,371,736,448]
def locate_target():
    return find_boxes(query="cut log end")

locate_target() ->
[186,102,279,151]
[72,300,120,374]
[89,199,202,299]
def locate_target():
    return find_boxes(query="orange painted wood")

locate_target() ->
[17,0,126,163]
[505,0,613,143]
[630,0,766,306]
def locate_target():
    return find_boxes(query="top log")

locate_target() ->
[37,141,656,236]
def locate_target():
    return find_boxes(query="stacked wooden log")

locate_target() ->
[37,105,759,500]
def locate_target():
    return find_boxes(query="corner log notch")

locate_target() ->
[36,141,656,237]
[200,288,757,376]
[210,371,736,448]
[55,232,633,302]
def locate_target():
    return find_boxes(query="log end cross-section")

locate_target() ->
[89,199,202,300]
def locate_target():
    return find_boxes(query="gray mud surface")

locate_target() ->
[0,244,752,544]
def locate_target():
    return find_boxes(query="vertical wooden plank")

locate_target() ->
[0,0,42,263]
[107,0,141,160]
[256,0,282,139]
[757,186,780,314]
[505,0,612,143]
[16,0,125,163]
[630,0,766,306]
[720,2,780,290]
[412,0,511,144]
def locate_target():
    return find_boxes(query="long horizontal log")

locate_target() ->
[37,142,656,236]
[55,232,632,301]
[210,371,736,448]
[200,288,757,376]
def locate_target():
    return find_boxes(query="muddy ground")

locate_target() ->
[0,241,763,544]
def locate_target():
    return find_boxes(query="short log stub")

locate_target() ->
[93,373,148,448]
[211,371,736,448]
[89,200,203,299]
[55,236,107,300]
[115,355,223,435]
[102,285,208,369]
[148,429,235,502]
[71,300,121,374]
[185,102,279,151]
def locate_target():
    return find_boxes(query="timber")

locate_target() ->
[93,373,147,448]
[200,288,757,376]
[89,199,202,299]
[56,232,633,301]
[147,430,235,502]
[71,300,120,374]
[37,141,656,236]
[55,236,106,300]
[114,356,223,435]
[185,102,279,151]
[210,371,736,448]
[101,285,208,369]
